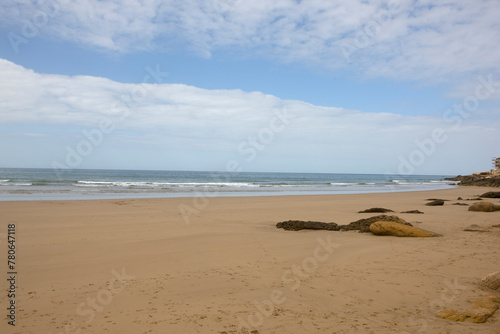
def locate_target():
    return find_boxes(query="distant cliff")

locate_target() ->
[445,172,500,187]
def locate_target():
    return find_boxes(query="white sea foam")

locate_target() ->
[76,181,258,188]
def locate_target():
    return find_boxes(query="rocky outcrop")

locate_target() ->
[446,174,500,187]
[369,221,441,237]
[435,294,500,323]
[468,202,500,212]
[358,208,394,213]
[276,220,339,231]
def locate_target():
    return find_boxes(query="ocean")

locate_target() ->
[0,168,457,201]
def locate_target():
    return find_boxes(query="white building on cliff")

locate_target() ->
[493,157,500,174]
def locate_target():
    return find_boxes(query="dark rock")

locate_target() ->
[276,220,339,231]
[446,174,500,187]
[340,215,410,233]
[480,191,500,198]
[492,224,500,228]
[453,203,469,206]
[426,198,449,201]
[463,224,491,232]
[457,197,463,200]
[426,200,445,206]
[358,207,394,213]
[401,210,424,214]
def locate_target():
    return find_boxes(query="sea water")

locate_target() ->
[0,168,456,201]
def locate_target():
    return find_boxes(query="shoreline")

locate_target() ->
[1,186,499,333]
[0,184,457,202]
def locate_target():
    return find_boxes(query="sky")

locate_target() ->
[0,0,499,175]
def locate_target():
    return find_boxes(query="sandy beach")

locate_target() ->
[1,186,499,334]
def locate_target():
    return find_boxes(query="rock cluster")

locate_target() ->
[276,215,409,233]
[446,173,500,187]
[277,215,440,237]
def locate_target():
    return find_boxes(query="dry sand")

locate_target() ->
[1,187,499,334]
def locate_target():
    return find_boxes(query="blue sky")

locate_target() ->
[0,0,499,175]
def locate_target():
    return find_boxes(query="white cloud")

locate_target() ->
[0,58,499,173]
[2,0,499,85]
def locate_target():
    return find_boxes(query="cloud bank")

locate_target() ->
[1,59,499,174]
